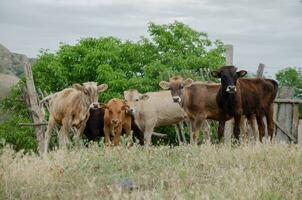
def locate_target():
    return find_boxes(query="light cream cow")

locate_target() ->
[41,82,108,154]
[124,89,187,146]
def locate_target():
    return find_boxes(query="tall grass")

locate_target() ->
[0,143,301,199]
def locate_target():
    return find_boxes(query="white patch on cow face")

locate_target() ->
[172,96,181,103]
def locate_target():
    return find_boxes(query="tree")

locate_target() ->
[276,67,302,118]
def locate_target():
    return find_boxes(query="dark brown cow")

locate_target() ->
[102,98,133,146]
[211,65,278,142]
[83,107,144,145]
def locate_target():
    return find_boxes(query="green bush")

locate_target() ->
[0,82,37,151]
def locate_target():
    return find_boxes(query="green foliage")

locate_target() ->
[1,21,225,150]
[276,67,302,118]
[0,81,37,151]
[32,21,225,102]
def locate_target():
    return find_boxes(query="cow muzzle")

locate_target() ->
[172,96,181,103]
[127,107,135,114]
[226,85,237,93]
[111,119,120,126]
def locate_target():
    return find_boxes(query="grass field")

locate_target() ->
[0,143,301,200]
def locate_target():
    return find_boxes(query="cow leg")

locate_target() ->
[266,105,275,142]
[202,120,211,144]
[174,124,182,145]
[179,121,187,144]
[249,115,258,143]
[191,118,203,144]
[113,126,122,146]
[125,126,133,147]
[240,116,248,144]
[256,115,265,143]
[233,115,241,143]
[59,118,72,150]
[218,120,225,143]
[103,125,111,146]
[144,126,154,147]
[44,115,56,154]
[74,122,86,149]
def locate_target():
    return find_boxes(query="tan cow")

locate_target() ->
[123,89,187,146]
[159,76,258,143]
[42,82,108,154]
[101,98,133,146]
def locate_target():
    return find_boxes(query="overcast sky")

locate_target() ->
[1,0,302,77]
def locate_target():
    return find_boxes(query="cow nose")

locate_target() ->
[226,85,236,93]
[172,96,181,103]
[111,119,119,124]
[128,108,135,114]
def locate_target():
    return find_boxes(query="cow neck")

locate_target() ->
[218,87,239,115]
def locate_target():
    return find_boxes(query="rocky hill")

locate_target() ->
[0,43,35,99]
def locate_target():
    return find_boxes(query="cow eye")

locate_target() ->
[135,99,139,101]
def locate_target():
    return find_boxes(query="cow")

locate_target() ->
[159,76,258,144]
[211,65,278,142]
[41,82,108,154]
[83,107,145,145]
[102,98,133,146]
[123,89,188,146]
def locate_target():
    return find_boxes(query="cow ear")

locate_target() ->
[140,94,149,101]
[237,70,247,77]
[98,103,108,109]
[211,71,221,78]
[72,83,84,91]
[97,84,108,92]
[159,81,170,90]
[121,104,129,110]
[184,78,193,88]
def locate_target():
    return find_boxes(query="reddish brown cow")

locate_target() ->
[102,98,133,146]
[211,65,278,142]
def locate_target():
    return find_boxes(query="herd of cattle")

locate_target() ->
[40,65,278,154]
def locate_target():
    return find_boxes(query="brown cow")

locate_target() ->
[159,76,257,143]
[102,98,133,146]
[211,65,278,142]
[41,82,108,154]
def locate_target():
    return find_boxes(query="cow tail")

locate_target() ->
[39,94,54,119]
[271,80,279,100]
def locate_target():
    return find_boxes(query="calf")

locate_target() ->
[211,65,278,142]
[159,76,258,143]
[102,98,133,146]
[124,89,187,146]
[41,82,108,154]
[83,107,144,145]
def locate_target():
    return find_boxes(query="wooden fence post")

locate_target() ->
[224,44,234,144]
[275,86,295,143]
[298,120,302,148]
[256,63,265,78]
[23,62,45,154]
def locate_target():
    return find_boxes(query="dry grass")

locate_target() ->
[0,143,301,200]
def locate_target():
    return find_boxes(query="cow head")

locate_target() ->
[73,82,108,108]
[211,66,247,94]
[100,99,129,127]
[123,89,149,114]
[159,76,193,103]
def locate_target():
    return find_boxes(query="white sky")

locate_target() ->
[1,0,302,77]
